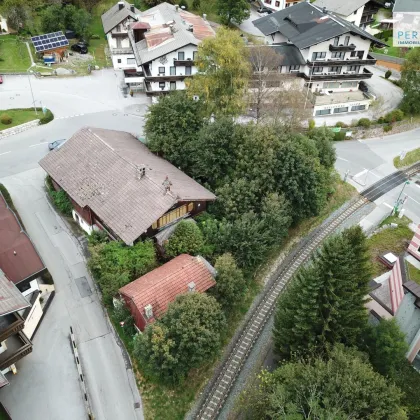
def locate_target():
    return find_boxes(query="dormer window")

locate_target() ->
[144,304,153,319]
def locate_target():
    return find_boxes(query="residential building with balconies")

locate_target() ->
[258,0,305,13]
[253,2,386,116]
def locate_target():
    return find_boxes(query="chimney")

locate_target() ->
[175,4,179,12]
[13,251,17,256]
[162,176,172,193]
[136,164,146,180]
[130,4,135,12]
[118,1,124,10]
[322,6,327,14]
[188,282,196,292]
[144,304,153,319]
[203,13,207,21]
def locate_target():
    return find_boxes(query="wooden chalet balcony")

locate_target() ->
[301,68,373,81]
[144,75,189,82]
[0,313,25,343]
[173,59,194,66]
[329,44,357,52]
[307,54,376,66]
[0,331,32,370]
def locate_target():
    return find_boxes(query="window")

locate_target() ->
[185,66,192,75]
[278,66,282,73]
[341,81,358,88]
[275,0,280,5]
[334,106,349,114]
[289,65,300,72]
[127,58,135,65]
[331,51,344,59]
[347,65,360,72]
[328,66,341,73]
[351,51,364,59]
[178,51,185,60]
[323,82,340,89]
[315,109,331,116]
[333,37,339,46]
[170,81,176,90]
[265,0,272,4]
[354,10,357,14]
[158,66,165,74]
[117,59,121,64]
[344,36,350,46]
[159,82,165,89]
[170,66,176,75]
[312,52,326,61]
[312,66,323,74]
[351,105,366,111]
[193,51,198,60]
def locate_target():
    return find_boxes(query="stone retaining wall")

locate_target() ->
[0,119,40,139]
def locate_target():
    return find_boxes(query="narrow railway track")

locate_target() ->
[195,162,420,420]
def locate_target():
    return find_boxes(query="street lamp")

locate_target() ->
[391,180,410,215]
[26,64,38,116]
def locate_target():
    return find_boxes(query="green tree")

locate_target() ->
[362,319,408,377]
[134,293,226,382]
[274,228,370,360]
[70,7,92,40]
[261,193,291,242]
[165,220,205,257]
[244,345,406,419]
[41,4,66,33]
[145,91,205,170]
[187,28,251,116]
[212,253,245,309]
[308,126,336,169]
[217,0,250,25]
[1,0,30,30]
[401,48,420,115]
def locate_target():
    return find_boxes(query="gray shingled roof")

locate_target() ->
[101,1,141,34]
[0,269,30,317]
[253,2,386,49]
[39,128,216,246]
[271,44,306,65]
[394,0,420,12]
[130,2,214,65]
[314,0,371,17]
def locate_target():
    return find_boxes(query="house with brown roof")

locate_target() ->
[0,269,32,386]
[39,127,216,246]
[119,254,216,331]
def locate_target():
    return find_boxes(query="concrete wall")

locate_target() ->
[23,295,43,340]
[313,98,370,116]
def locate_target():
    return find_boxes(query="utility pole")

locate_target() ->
[391,180,410,215]
[27,64,38,116]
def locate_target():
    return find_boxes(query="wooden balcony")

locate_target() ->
[329,44,357,52]
[301,68,373,81]
[173,59,194,66]
[144,75,189,82]
[0,313,25,343]
[307,54,376,66]
[0,331,32,370]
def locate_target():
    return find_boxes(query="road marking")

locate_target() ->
[369,171,381,179]
[354,168,368,178]
[383,202,394,210]
[29,142,49,148]
[407,195,420,206]
[0,151,11,156]
[337,157,349,162]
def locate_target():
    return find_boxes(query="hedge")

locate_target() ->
[39,109,54,125]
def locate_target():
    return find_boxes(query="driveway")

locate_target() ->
[315,66,403,126]
[0,168,144,420]
[236,6,265,38]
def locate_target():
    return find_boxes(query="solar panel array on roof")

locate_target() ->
[31,31,69,53]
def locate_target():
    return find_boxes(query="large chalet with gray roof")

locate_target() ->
[253,2,386,117]
[39,128,216,246]
[101,1,215,94]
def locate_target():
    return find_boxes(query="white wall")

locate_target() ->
[150,80,186,92]
[313,98,371,116]
[340,5,365,27]
[72,210,93,235]
[262,0,303,12]
[149,44,197,77]
[112,54,138,70]
[23,295,43,340]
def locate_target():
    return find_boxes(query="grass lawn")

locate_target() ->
[0,35,31,72]
[0,108,40,130]
[394,147,420,168]
[407,262,420,284]
[372,46,410,59]
[367,215,413,277]
[111,174,356,420]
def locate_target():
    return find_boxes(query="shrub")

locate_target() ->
[384,109,404,123]
[377,116,385,124]
[334,131,346,141]
[357,118,371,128]
[384,124,393,132]
[39,109,54,125]
[88,229,109,245]
[385,70,392,79]
[0,114,12,125]
[50,190,73,216]
[308,119,316,130]
[165,220,205,257]
[41,270,54,285]
[90,34,100,39]
[335,121,348,128]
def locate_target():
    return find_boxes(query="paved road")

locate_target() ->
[335,129,420,226]
[237,7,265,37]
[0,71,149,420]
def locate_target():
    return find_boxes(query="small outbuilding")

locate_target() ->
[31,31,69,64]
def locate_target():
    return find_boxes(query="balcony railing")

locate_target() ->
[145,75,190,82]
[0,331,32,370]
[173,59,194,66]
[307,54,376,66]
[301,68,373,81]
[111,47,133,55]
[329,44,357,52]
[0,313,24,343]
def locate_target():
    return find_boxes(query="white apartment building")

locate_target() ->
[259,0,304,13]
[253,2,386,116]
[102,2,215,95]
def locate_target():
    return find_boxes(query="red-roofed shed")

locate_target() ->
[119,254,216,331]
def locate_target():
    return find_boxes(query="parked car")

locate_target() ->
[257,7,273,14]
[0,75,3,84]
[359,81,368,92]
[48,139,66,151]
[71,43,88,54]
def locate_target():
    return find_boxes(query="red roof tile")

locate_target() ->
[119,254,216,321]
[0,195,45,284]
